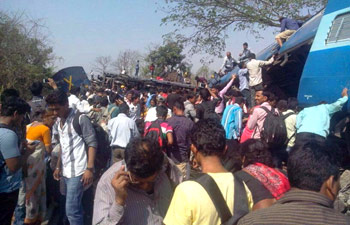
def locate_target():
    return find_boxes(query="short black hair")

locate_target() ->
[100,96,109,107]
[187,93,195,100]
[30,82,43,96]
[235,97,245,105]
[279,16,285,22]
[70,86,80,96]
[262,91,274,101]
[277,100,288,111]
[240,139,273,167]
[190,119,226,156]
[199,88,210,101]
[249,53,256,59]
[288,140,340,192]
[124,137,164,178]
[1,89,20,103]
[46,90,68,106]
[243,42,248,46]
[109,92,118,103]
[1,96,31,116]
[287,97,298,111]
[156,105,168,118]
[119,103,129,114]
[173,100,184,111]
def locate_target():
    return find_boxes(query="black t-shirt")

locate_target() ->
[195,98,220,121]
[235,170,274,204]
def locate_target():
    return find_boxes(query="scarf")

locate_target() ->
[244,163,290,199]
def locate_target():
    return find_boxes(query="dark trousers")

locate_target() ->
[241,89,251,108]
[295,132,326,145]
[0,189,19,225]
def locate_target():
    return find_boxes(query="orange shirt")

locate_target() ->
[26,124,51,146]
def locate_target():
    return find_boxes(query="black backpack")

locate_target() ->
[144,120,166,149]
[195,174,249,225]
[73,112,111,177]
[260,106,289,148]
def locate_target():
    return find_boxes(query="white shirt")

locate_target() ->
[129,103,141,121]
[68,94,81,111]
[220,56,238,71]
[107,113,140,148]
[246,58,274,87]
[145,107,172,122]
[55,110,87,178]
[77,100,92,114]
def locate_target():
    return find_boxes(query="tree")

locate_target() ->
[0,11,54,99]
[161,0,327,56]
[195,65,212,80]
[112,50,142,76]
[144,41,186,76]
[92,56,112,75]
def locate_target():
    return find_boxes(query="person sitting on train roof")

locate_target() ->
[275,17,300,47]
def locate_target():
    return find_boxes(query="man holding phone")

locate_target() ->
[93,137,182,225]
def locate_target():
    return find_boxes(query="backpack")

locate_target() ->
[144,120,166,149]
[195,174,249,225]
[72,112,111,177]
[260,106,288,148]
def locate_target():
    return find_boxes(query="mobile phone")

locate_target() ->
[43,78,49,83]
[30,140,40,145]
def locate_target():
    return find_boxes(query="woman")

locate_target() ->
[235,139,290,210]
[24,109,56,224]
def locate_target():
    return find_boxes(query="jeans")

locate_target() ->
[64,175,84,225]
[0,190,19,225]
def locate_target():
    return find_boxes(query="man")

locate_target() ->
[276,17,300,47]
[149,63,155,76]
[246,54,274,107]
[46,90,97,225]
[237,62,250,108]
[238,140,350,225]
[93,137,182,225]
[221,97,244,141]
[283,98,298,152]
[219,51,238,75]
[107,92,121,120]
[164,119,253,225]
[167,100,194,179]
[129,92,141,121]
[28,81,46,122]
[135,60,140,77]
[239,42,252,63]
[184,93,197,121]
[144,105,173,150]
[107,103,140,163]
[296,88,348,142]
[0,97,34,225]
[247,90,275,139]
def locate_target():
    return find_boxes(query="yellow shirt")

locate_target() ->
[164,172,253,225]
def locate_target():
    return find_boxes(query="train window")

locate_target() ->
[326,12,350,44]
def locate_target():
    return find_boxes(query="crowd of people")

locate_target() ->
[0,17,349,225]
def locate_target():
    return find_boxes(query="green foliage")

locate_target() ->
[161,0,327,56]
[0,12,54,99]
[144,41,186,76]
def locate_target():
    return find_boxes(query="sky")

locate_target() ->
[2,0,278,74]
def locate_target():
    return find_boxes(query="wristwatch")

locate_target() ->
[86,167,95,173]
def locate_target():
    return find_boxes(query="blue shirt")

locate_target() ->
[296,96,348,138]
[0,128,22,193]
[281,18,300,32]
[238,69,249,91]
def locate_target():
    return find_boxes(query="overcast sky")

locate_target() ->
[2,0,278,74]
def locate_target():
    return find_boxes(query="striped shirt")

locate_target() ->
[93,160,183,225]
[53,109,97,178]
[238,189,350,225]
